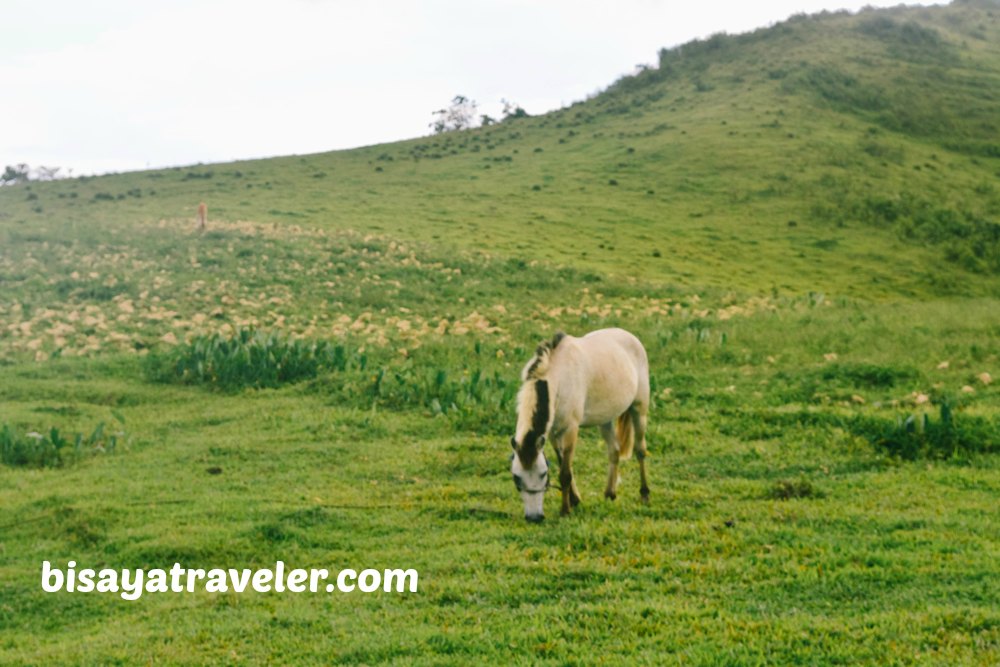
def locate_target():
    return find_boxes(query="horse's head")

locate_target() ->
[510,434,549,522]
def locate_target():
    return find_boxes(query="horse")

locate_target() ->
[509,328,650,522]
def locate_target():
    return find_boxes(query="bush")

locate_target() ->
[144,330,522,433]
[1,421,121,469]
[790,66,886,112]
[820,362,919,388]
[720,402,999,460]
[145,328,365,391]
[765,478,824,500]
[772,363,920,403]
[364,364,518,433]
[859,402,1000,460]
[857,16,953,63]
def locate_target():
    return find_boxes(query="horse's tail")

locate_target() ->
[616,409,635,460]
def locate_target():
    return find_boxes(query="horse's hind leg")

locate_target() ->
[600,422,620,500]
[632,406,650,504]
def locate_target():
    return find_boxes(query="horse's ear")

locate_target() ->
[510,437,517,450]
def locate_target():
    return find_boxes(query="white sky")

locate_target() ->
[1,0,937,176]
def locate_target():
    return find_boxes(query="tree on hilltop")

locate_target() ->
[430,95,479,134]
[429,96,530,134]
[501,98,529,120]
[1,164,64,185]
[1,164,31,185]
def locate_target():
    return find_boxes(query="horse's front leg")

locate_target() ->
[556,425,580,516]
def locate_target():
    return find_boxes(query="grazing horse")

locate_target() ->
[509,328,650,522]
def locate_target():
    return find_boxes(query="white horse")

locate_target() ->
[509,328,650,522]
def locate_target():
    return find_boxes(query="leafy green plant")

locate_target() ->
[145,328,367,391]
[725,403,1000,460]
[0,420,122,468]
[765,478,824,500]
[820,362,920,389]
[363,363,519,433]
[860,401,1000,460]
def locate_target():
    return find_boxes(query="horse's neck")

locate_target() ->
[546,351,594,428]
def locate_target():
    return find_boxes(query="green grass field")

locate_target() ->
[2,2,999,664]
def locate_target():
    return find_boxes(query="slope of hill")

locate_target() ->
[2,1,999,299]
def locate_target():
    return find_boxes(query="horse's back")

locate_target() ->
[581,328,649,382]
[570,328,649,424]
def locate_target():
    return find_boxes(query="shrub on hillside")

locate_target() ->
[857,16,954,63]
[857,401,1000,460]
[1,421,121,469]
[145,328,365,391]
[765,478,824,500]
[725,403,999,460]
[145,330,521,432]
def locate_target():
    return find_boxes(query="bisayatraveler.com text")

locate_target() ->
[41,561,418,600]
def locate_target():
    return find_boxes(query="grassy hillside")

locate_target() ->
[3,2,999,297]
[1,1,999,664]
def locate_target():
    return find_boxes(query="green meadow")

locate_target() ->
[2,1,999,664]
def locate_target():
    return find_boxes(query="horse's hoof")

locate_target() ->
[604,490,617,501]
[640,491,650,505]
[570,494,581,507]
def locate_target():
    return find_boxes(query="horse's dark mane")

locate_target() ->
[530,380,549,439]
[517,378,550,466]
[523,331,567,381]
[516,332,564,465]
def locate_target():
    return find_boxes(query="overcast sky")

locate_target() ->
[2,0,937,176]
